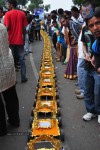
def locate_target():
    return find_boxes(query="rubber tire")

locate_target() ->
[33,100,36,107]
[57,108,61,117]
[29,116,33,128]
[60,129,64,142]
[27,129,31,142]
[58,117,62,127]
[57,99,60,107]
[31,107,34,117]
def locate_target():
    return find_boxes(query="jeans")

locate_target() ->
[84,70,100,114]
[10,45,27,80]
[34,30,41,40]
[77,58,85,95]
[24,34,30,52]
[62,45,67,62]
[49,27,52,36]
[0,85,19,132]
[52,33,57,50]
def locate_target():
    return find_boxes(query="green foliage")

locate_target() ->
[0,0,44,11]
[28,0,43,11]
[31,0,43,7]
[28,3,36,11]
[72,0,83,6]
[92,0,100,6]
[17,0,28,6]
[44,4,51,12]
[0,0,5,6]
[0,0,28,7]
[72,0,100,7]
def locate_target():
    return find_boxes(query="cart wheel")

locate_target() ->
[31,107,34,117]
[38,77,40,82]
[60,129,64,142]
[57,99,60,107]
[57,108,61,117]
[56,92,59,99]
[55,86,58,91]
[40,65,42,69]
[37,82,39,88]
[33,100,36,107]
[27,130,31,142]
[36,87,38,92]
[58,117,62,127]
[55,77,57,82]
[29,116,33,128]
[54,74,57,81]
[35,93,37,99]
[55,82,57,87]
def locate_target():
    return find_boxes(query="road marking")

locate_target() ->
[29,53,39,83]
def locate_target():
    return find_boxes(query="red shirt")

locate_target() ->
[4,10,28,45]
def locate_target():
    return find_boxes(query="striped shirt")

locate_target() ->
[69,18,83,42]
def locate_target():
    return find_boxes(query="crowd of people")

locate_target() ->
[45,1,100,123]
[0,0,100,137]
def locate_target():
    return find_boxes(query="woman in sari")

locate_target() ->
[64,32,78,79]
[61,15,82,79]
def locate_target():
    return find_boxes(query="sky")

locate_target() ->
[43,0,74,12]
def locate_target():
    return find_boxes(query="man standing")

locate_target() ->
[4,0,28,83]
[70,6,83,42]
[34,15,41,41]
[89,7,100,73]
[81,1,100,124]
[0,23,20,136]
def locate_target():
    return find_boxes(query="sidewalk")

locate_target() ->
[0,40,100,150]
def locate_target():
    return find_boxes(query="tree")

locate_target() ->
[72,0,100,7]
[28,0,43,11]
[17,0,28,6]
[0,0,28,7]
[44,4,51,12]
[0,0,5,6]
[72,0,83,6]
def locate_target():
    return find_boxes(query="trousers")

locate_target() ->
[0,85,19,133]
[10,45,27,80]
[77,58,85,94]
[84,70,100,114]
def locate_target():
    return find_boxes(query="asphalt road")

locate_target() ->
[0,38,100,150]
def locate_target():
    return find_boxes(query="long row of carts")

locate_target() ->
[26,30,66,150]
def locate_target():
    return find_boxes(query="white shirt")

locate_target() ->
[0,23,16,92]
[78,32,85,58]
